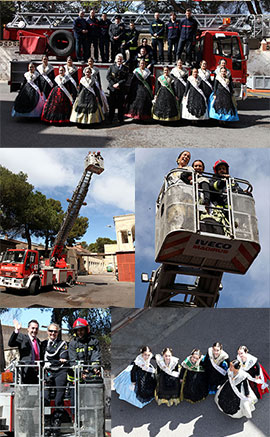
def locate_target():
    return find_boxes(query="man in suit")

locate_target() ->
[8,319,41,383]
[106,53,129,123]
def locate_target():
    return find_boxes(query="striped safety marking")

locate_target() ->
[158,233,191,261]
[231,242,260,274]
[53,286,67,292]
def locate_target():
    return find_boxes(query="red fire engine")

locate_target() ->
[0,152,104,295]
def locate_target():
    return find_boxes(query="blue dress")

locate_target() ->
[209,76,239,122]
[114,358,156,408]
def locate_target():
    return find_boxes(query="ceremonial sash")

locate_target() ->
[37,65,54,88]
[80,77,96,96]
[155,354,180,378]
[198,69,212,90]
[158,75,175,98]
[208,347,228,376]
[55,76,74,104]
[181,356,204,373]
[171,67,187,87]
[134,353,155,374]
[24,72,41,94]
[65,72,78,89]
[216,74,231,93]
[134,68,153,97]
[188,76,207,104]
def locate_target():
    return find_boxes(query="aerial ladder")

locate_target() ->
[0,151,104,294]
[143,168,261,308]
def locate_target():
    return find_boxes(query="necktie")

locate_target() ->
[32,338,40,361]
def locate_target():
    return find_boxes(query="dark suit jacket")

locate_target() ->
[8,331,41,363]
[106,64,129,93]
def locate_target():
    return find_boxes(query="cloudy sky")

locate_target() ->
[1,148,135,245]
[135,148,270,308]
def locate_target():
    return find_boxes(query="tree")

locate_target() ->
[88,237,117,254]
[0,309,9,371]
[66,216,89,246]
[0,1,16,39]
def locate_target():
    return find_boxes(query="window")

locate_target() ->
[121,231,129,244]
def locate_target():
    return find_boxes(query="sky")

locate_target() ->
[1,308,56,331]
[135,148,270,308]
[1,148,135,246]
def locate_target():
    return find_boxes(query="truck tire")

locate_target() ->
[66,275,75,287]
[48,30,74,57]
[29,279,39,295]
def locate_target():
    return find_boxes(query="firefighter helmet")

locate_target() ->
[213,160,229,174]
[73,318,89,330]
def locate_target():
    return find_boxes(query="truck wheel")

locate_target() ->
[48,30,74,57]
[66,276,75,287]
[29,279,39,295]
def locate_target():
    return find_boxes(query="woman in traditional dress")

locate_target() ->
[198,60,213,102]
[37,55,55,99]
[125,59,153,121]
[83,57,109,115]
[214,58,231,78]
[179,349,208,403]
[170,59,188,103]
[209,67,239,122]
[155,348,181,406]
[182,68,208,121]
[152,66,180,122]
[84,57,101,87]
[114,346,156,408]
[12,62,45,118]
[237,345,270,400]
[201,342,230,394]
[166,150,193,188]
[41,66,75,124]
[64,56,79,101]
[70,67,104,125]
[215,360,258,419]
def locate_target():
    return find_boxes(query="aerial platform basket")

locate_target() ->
[155,169,260,275]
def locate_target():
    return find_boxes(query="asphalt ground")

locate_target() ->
[0,82,269,148]
[0,273,134,308]
[111,307,270,437]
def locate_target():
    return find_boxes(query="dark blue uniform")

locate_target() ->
[99,18,111,62]
[109,22,125,62]
[86,16,100,61]
[73,16,89,62]
[150,18,165,63]
[167,19,180,63]
[177,17,198,64]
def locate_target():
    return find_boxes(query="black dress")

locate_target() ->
[12,71,46,117]
[237,353,270,399]
[36,64,55,99]
[180,357,208,403]
[182,76,208,120]
[155,355,181,406]
[41,75,75,124]
[152,74,180,122]
[201,348,230,394]
[131,362,157,403]
[170,67,188,102]
[70,77,104,124]
[125,68,153,120]
[198,68,213,101]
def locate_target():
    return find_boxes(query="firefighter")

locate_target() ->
[136,47,154,73]
[8,319,41,384]
[167,12,180,64]
[68,318,101,421]
[86,9,100,62]
[99,12,111,62]
[177,8,198,66]
[109,15,125,63]
[121,21,139,69]
[41,323,69,437]
[73,10,89,63]
[150,12,165,64]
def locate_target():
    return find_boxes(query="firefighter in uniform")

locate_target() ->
[68,318,101,422]
[73,10,89,63]
[41,323,69,437]
[121,21,139,69]
[109,15,125,63]
[177,8,198,66]
[136,47,154,73]
[86,9,100,62]
[150,12,165,64]
[106,53,129,123]
[99,12,111,62]
[167,12,180,64]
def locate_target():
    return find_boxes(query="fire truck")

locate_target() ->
[142,168,261,307]
[4,12,270,98]
[0,152,104,295]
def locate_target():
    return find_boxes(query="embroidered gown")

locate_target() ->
[155,354,181,406]
[179,355,208,403]
[201,347,230,394]
[125,68,153,120]
[36,64,55,99]
[41,74,75,124]
[12,71,46,118]
[114,353,156,408]
[215,369,257,419]
[198,68,213,101]
[209,75,239,122]
[170,66,188,103]
[70,76,104,125]
[237,353,270,399]
[152,74,180,122]
[64,65,79,101]
[182,76,209,120]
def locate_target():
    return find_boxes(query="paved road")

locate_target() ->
[1,82,269,148]
[111,308,270,437]
[0,274,134,308]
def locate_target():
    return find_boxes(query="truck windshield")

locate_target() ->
[213,36,241,59]
[1,250,26,264]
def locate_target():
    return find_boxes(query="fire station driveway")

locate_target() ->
[111,307,270,437]
[0,82,269,148]
[0,273,134,308]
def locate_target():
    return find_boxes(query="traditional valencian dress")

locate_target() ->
[36,63,55,99]
[170,66,188,103]
[182,75,209,121]
[41,74,75,124]
[64,64,79,101]
[155,354,181,406]
[201,347,230,394]
[114,353,156,408]
[152,74,180,122]
[83,65,109,115]
[237,352,270,400]
[70,76,104,125]
[215,369,259,419]
[125,67,153,120]
[209,74,239,122]
[198,68,213,101]
[179,355,208,403]
[12,70,46,118]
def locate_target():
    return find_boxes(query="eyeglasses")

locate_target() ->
[48,330,58,333]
